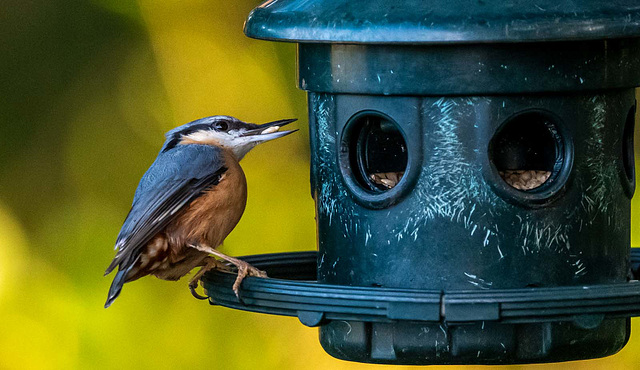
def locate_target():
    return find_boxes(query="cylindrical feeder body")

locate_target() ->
[246,0,640,365]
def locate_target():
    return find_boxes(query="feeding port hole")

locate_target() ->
[623,104,636,183]
[490,112,562,191]
[348,113,408,192]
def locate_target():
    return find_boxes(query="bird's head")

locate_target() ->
[162,115,297,160]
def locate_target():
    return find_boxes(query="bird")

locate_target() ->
[104,115,297,308]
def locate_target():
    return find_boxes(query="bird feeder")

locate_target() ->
[202,0,640,365]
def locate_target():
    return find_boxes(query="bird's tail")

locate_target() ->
[104,266,132,308]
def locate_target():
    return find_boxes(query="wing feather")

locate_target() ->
[105,144,227,275]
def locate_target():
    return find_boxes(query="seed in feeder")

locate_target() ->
[369,171,404,189]
[380,178,396,188]
[537,170,551,183]
[387,172,399,183]
[499,169,552,191]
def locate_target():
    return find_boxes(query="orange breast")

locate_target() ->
[166,150,248,249]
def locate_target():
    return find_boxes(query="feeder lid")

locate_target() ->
[245,0,640,44]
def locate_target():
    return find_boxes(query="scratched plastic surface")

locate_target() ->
[311,90,636,291]
[305,76,637,366]
[245,0,640,43]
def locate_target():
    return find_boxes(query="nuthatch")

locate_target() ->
[104,115,297,308]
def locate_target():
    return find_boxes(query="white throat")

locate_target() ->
[183,130,258,161]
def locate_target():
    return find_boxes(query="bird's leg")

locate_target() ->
[189,256,229,300]
[188,244,267,299]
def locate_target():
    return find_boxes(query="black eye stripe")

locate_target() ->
[181,124,212,136]
[216,121,229,131]
[162,123,213,152]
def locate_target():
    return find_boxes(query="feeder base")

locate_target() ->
[320,319,629,365]
[201,251,640,365]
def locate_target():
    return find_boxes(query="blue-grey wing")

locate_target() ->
[105,144,226,275]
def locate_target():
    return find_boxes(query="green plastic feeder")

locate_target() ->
[202,0,640,365]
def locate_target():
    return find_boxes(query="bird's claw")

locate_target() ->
[189,280,209,300]
[231,263,268,302]
[188,259,231,301]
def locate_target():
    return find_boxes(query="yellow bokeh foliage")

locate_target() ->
[1,0,640,369]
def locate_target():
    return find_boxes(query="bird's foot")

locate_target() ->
[231,261,268,299]
[187,244,268,301]
[189,257,229,300]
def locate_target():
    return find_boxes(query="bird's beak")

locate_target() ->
[240,118,298,142]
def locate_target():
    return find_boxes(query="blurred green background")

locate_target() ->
[1,1,640,369]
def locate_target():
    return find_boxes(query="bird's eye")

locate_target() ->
[215,121,229,131]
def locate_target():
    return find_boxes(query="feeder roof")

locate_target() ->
[245,0,640,44]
